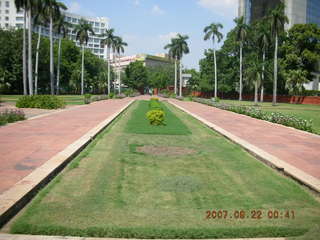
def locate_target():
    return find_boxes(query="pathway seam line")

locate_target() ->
[0,99,134,227]
[169,100,320,193]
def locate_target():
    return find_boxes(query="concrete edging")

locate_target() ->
[0,99,135,227]
[0,233,286,240]
[168,100,320,193]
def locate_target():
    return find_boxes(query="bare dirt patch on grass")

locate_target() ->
[136,145,196,156]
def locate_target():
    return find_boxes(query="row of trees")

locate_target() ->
[12,0,128,96]
[197,3,320,104]
[0,28,112,94]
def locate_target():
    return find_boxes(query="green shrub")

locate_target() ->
[149,98,162,110]
[146,109,165,125]
[193,98,314,133]
[108,93,115,99]
[0,109,25,125]
[84,94,92,104]
[16,95,65,109]
[301,90,320,96]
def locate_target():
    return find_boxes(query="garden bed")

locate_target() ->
[7,100,320,239]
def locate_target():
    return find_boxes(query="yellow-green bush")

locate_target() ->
[146,109,165,126]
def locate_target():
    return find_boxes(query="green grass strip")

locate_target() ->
[125,100,191,135]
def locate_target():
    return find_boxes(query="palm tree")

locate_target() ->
[174,34,190,97]
[14,0,37,95]
[75,19,95,95]
[33,5,46,95]
[42,0,67,95]
[235,16,249,101]
[164,38,180,95]
[203,22,223,99]
[256,21,270,102]
[270,3,288,106]
[246,57,262,105]
[55,15,71,95]
[114,36,127,94]
[101,28,116,95]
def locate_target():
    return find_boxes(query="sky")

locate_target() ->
[61,0,239,70]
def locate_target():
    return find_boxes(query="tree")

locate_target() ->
[147,65,174,89]
[101,28,116,95]
[281,23,320,95]
[42,0,67,95]
[203,22,223,99]
[55,15,71,95]
[235,16,249,101]
[269,3,288,105]
[173,34,190,97]
[164,38,180,95]
[74,19,95,95]
[114,37,127,94]
[33,6,46,95]
[245,53,262,105]
[124,61,147,91]
[14,0,38,95]
[256,20,270,102]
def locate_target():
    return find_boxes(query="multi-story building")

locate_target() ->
[0,0,109,60]
[238,0,320,29]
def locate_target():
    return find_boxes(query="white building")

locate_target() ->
[0,0,109,60]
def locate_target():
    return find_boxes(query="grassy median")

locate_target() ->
[9,100,320,238]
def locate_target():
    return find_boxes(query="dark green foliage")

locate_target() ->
[126,101,190,135]
[124,61,148,91]
[0,109,25,125]
[147,65,174,89]
[0,28,110,95]
[16,95,66,109]
[84,94,92,104]
[193,98,314,133]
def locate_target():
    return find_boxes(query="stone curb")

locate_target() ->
[0,234,286,240]
[0,99,135,227]
[168,100,320,193]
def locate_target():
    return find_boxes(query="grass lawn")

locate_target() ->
[0,95,85,105]
[219,99,320,134]
[8,100,320,238]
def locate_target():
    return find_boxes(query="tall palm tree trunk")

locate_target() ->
[179,60,182,97]
[56,38,62,95]
[239,42,243,101]
[49,16,54,95]
[260,50,265,102]
[28,9,33,95]
[118,55,121,95]
[272,33,278,106]
[107,47,110,95]
[174,57,177,95]
[81,45,85,95]
[34,25,41,95]
[23,11,27,95]
[213,39,217,98]
[254,80,258,105]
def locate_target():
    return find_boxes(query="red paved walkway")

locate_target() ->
[170,99,320,179]
[0,98,133,194]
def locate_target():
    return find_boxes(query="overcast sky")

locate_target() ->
[61,0,239,70]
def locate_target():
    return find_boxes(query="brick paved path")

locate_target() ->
[0,98,134,194]
[170,99,320,179]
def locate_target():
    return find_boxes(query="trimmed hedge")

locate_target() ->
[0,109,25,125]
[16,95,65,109]
[193,98,314,133]
[146,98,165,125]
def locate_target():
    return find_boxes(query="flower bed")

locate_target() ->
[0,109,25,126]
[193,98,314,133]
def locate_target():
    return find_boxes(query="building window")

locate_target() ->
[16,17,24,21]
[16,23,23,28]
[5,16,9,21]
[72,18,77,23]
[94,44,99,48]
[5,23,9,28]
[101,23,105,28]
[95,22,99,27]
[94,38,99,43]
[5,10,9,14]
[94,28,99,33]
[6,1,9,7]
